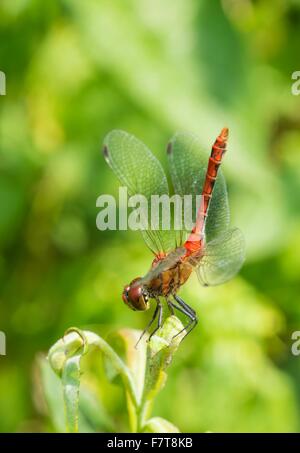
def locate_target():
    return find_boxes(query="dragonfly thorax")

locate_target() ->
[122,278,150,311]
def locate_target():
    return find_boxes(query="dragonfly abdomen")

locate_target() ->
[203,127,228,198]
[184,128,228,254]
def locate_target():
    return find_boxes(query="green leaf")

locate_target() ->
[62,355,81,433]
[39,354,114,432]
[38,355,66,432]
[139,315,185,430]
[47,329,85,377]
[143,316,185,398]
[78,388,115,433]
[48,329,139,432]
[143,417,180,433]
[105,328,147,402]
[104,328,148,432]
[46,320,185,433]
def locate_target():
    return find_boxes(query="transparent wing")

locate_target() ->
[103,130,177,254]
[167,132,230,244]
[194,228,245,286]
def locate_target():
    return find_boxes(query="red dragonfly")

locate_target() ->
[103,128,245,343]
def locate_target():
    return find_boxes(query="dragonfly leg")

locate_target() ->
[169,295,198,340]
[135,301,160,348]
[148,299,163,342]
[174,294,197,315]
[167,299,175,315]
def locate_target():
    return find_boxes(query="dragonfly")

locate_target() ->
[103,128,245,343]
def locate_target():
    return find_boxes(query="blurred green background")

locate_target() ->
[1,0,300,433]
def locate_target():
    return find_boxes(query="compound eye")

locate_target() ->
[128,285,142,305]
[122,286,130,304]
[128,285,149,311]
[122,279,149,311]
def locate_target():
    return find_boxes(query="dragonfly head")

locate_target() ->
[122,278,149,311]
